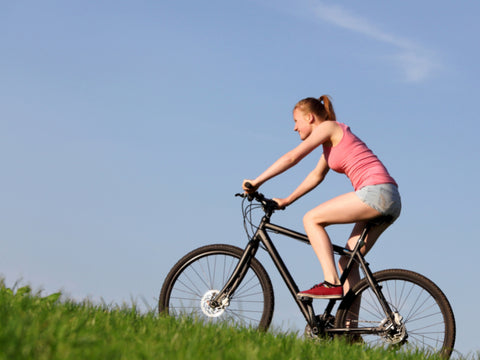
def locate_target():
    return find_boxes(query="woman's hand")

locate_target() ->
[272,198,289,210]
[242,179,259,193]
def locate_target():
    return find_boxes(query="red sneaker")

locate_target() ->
[297,282,343,299]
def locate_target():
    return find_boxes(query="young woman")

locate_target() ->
[242,95,401,299]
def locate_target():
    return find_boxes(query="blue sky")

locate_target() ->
[1,0,479,356]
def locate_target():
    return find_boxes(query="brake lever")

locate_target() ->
[235,192,254,201]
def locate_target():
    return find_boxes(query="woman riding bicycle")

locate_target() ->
[243,95,401,299]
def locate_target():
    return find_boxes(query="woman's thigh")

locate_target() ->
[304,192,382,227]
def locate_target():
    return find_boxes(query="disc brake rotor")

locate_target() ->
[380,312,408,344]
[200,290,229,318]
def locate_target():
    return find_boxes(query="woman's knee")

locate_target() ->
[303,209,327,228]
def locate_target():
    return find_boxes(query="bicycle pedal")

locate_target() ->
[297,295,313,303]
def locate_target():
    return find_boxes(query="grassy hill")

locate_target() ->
[0,280,453,360]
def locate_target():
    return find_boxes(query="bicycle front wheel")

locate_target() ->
[159,244,274,330]
[335,269,455,358]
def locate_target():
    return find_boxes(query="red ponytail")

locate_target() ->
[294,95,336,121]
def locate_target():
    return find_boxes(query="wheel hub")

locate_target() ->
[380,312,408,345]
[200,290,229,318]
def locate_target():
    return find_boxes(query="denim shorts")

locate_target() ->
[356,183,402,220]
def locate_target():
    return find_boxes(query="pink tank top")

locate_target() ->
[323,122,397,191]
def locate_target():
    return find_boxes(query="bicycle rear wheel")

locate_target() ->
[335,269,455,358]
[159,244,274,330]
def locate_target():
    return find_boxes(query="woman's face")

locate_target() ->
[293,108,312,140]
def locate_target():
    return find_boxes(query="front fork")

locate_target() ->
[209,238,260,308]
[208,231,323,335]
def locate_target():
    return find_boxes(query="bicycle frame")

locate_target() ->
[213,212,397,336]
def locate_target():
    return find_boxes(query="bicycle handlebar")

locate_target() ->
[236,182,280,213]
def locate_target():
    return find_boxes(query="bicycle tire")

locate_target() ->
[159,244,274,330]
[335,269,455,358]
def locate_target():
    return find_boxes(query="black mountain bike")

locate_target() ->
[159,190,456,358]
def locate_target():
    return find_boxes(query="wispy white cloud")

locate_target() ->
[313,2,440,83]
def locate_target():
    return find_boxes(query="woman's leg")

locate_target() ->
[337,221,390,329]
[303,192,382,285]
[338,221,390,293]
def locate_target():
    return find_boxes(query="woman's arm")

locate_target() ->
[274,154,330,208]
[243,122,334,192]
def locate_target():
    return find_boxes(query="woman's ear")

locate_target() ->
[307,112,316,124]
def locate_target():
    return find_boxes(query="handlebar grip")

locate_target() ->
[244,182,253,189]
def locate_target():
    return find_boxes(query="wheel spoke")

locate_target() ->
[336,270,454,358]
[160,245,273,330]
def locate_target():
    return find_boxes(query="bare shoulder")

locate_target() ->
[319,120,341,131]
[313,121,343,146]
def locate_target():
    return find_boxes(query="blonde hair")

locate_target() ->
[294,95,336,121]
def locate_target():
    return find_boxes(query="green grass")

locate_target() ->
[0,280,463,360]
